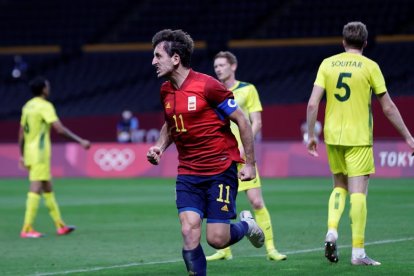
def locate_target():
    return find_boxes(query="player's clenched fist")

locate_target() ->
[147,146,162,165]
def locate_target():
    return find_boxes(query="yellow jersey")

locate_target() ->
[20,97,58,165]
[229,81,263,144]
[314,52,387,146]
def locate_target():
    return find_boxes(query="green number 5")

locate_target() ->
[335,72,352,102]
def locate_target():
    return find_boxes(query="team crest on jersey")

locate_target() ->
[165,102,171,109]
[188,96,196,111]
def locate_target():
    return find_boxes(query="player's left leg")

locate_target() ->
[348,176,379,265]
[347,147,380,266]
[206,162,263,261]
[42,181,75,235]
[246,187,286,261]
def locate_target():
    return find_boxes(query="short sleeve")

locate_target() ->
[42,102,59,124]
[314,61,326,89]
[20,108,26,127]
[246,85,263,113]
[204,77,234,107]
[370,63,387,95]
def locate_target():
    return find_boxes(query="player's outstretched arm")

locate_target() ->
[147,122,172,165]
[229,108,256,181]
[377,92,414,153]
[306,85,325,157]
[52,120,91,149]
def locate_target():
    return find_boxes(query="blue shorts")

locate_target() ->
[176,163,238,224]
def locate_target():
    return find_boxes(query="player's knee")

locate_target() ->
[251,198,264,210]
[206,237,227,249]
[181,224,194,238]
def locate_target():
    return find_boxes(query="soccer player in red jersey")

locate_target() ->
[147,29,264,276]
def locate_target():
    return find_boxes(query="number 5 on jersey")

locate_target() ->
[335,72,352,102]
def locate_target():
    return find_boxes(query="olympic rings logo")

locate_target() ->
[93,148,135,171]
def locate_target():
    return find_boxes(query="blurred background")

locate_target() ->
[0,0,413,143]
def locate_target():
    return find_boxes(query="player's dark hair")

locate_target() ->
[343,21,368,49]
[215,51,238,65]
[29,76,48,96]
[152,29,194,68]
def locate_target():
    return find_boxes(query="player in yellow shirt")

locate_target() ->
[18,76,91,238]
[206,51,287,262]
[307,22,414,265]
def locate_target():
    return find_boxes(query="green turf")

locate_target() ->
[0,177,413,275]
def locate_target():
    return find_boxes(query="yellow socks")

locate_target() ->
[43,192,65,229]
[254,207,275,252]
[327,187,347,230]
[22,192,41,232]
[350,193,367,248]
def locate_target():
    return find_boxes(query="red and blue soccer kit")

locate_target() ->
[160,70,243,222]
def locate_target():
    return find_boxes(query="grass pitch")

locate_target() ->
[0,177,413,275]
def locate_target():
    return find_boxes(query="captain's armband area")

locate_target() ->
[217,98,238,117]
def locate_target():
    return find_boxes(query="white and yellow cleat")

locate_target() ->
[206,248,233,261]
[351,255,381,266]
[266,249,287,261]
[240,210,265,248]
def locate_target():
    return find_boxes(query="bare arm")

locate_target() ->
[249,111,262,139]
[146,122,173,165]
[229,107,256,180]
[306,85,325,157]
[52,120,91,149]
[377,92,414,151]
[18,126,24,157]
[18,126,26,169]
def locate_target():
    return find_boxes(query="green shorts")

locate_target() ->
[326,144,375,177]
[237,163,261,192]
[28,163,51,181]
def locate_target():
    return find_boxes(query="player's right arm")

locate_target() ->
[147,122,172,165]
[52,120,91,149]
[377,92,414,152]
[306,85,325,157]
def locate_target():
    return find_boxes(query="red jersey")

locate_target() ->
[160,70,243,175]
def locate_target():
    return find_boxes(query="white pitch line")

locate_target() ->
[32,237,414,276]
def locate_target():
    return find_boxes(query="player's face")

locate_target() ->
[152,42,176,78]
[214,57,233,82]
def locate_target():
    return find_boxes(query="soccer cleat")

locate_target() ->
[206,249,233,261]
[57,225,76,236]
[240,210,264,248]
[266,249,287,261]
[20,230,44,238]
[325,241,339,263]
[351,255,381,266]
